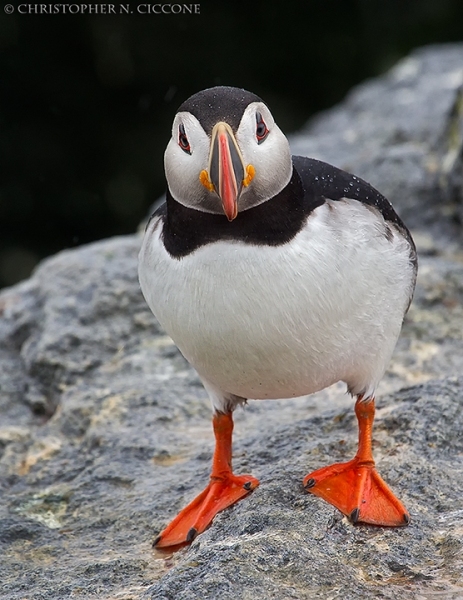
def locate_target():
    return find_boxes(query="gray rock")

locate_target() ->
[147,379,463,600]
[2,44,463,599]
[290,43,463,247]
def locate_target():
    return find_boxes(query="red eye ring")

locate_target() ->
[178,123,191,154]
[256,112,269,143]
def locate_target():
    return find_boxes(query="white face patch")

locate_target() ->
[235,102,292,209]
[164,111,212,208]
[164,102,293,214]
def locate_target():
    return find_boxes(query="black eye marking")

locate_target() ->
[256,112,269,144]
[178,123,191,154]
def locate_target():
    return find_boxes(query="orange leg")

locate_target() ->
[303,396,409,526]
[154,412,259,548]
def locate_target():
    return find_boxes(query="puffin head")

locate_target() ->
[164,86,292,221]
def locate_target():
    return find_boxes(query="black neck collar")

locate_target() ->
[161,166,310,258]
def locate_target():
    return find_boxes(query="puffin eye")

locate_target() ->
[255,112,269,144]
[178,123,191,154]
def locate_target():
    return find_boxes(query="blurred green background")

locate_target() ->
[1,0,463,288]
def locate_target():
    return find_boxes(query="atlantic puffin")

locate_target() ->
[138,86,417,548]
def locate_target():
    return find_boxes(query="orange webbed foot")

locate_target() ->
[303,458,409,526]
[303,396,409,527]
[154,472,259,548]
[154,411,259,549]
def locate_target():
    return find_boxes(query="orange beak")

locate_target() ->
[208,122,245,221]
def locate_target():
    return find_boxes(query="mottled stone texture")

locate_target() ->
[1,44,463,599]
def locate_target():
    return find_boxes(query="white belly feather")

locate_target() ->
[139,200,415,401]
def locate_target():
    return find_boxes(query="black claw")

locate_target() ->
[350,508,360,524]
[304,478,316,489]
[403,513,410,525]
[152,535,161,547]
[243,481,252,491]
[186,527,197,542]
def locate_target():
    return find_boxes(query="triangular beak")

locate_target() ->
[208,122,246,221]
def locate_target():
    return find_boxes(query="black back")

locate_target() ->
[293,156,406,229]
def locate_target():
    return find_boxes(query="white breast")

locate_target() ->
[139,200,415,402]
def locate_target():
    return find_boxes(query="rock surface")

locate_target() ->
[1,44,463,599]
[291,43,463,246]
